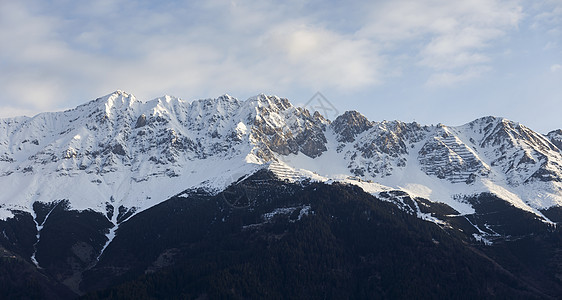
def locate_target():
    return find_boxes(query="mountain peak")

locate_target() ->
[96,90,135,103]
[217,93,235,100]
[246,94,293,112]
[464,115,503,128]
[331,110,373,143]
[74,90,139,114]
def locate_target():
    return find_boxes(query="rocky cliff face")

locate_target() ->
[248,94,328,160]
[547,129,562,152]
[330,110,373,143]
[332,117,427,177]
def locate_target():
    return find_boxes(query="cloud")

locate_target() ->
[358,0,522,84]
[0,1,71,109]
[531,0,562,31]
[0,0,387,113]
[426,66,492,87]
[262,23,382,89]
[551,64,562,73]
[543,41,558,50]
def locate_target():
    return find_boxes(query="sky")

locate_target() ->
[0,0,561,133]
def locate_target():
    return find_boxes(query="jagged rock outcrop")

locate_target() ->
[331,111,373,143]
[548,129,562,151]
[248,94,328,160]
[418,124,490,183]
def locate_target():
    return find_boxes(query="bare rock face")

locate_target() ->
[414,117,562,186]
[462,117,561,185]
[297,126,328,158]
[134,114,147,128]
[249,95,328,160]
[331,111,431,179]
[418,124,489,184]
[548,129,562,151]
[331,111,373,143]
[333,115,428,178]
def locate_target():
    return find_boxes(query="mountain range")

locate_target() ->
[0,91,561,298]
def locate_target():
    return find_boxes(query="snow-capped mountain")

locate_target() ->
[0,91,328,220]
[319,114,562,217]
[1,90,561,223]
[2,91,562,298]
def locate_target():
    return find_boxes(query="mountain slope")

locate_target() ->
[80,170,560,299]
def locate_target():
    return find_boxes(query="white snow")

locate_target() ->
[0,208,13,220]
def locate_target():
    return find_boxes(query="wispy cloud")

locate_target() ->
[530,0,562,31]
[0,0,386,112]
[426,66,492,87]
[358,0,522,85]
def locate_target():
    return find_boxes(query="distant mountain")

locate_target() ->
[0,91,561,298]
